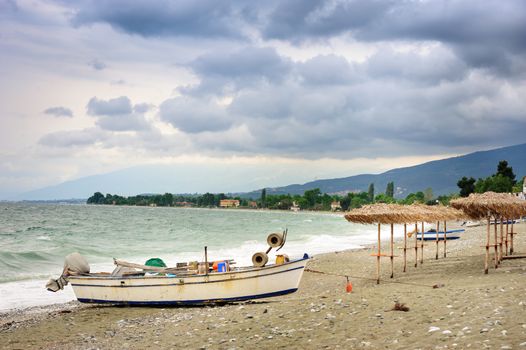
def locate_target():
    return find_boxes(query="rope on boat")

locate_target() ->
[305,268,437,288]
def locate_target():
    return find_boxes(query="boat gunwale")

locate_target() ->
[68,256,310,283]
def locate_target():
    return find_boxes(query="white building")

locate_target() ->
[517,177,526,200]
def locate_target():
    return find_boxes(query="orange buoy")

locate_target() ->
[346,277,353,293]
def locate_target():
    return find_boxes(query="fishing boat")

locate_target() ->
[47,231,310,306]
[416,229,464,241]
[461,220,481,227]
[489,219,518,225]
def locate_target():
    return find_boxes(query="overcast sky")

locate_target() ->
[1,0,525,197]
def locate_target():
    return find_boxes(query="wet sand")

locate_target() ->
[1,222,525,349]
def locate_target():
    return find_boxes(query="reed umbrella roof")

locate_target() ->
[410,204,468,222]
[344,203,415,225]
[450,192,526,219]
[344,203,465,225]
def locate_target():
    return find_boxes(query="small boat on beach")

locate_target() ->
[47,231,310,306]
[489,219,518,225]
[461,221,481,227]
[64,256,309,306]
[415,229,464,241]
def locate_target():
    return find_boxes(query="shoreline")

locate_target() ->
[0,220,461,314]
[2,222,525,349]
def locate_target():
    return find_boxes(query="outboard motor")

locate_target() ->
[46,252,90,292]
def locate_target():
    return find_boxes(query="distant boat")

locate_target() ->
[416,229,464,241]
[461,221,481,227]
[489,219,517,225]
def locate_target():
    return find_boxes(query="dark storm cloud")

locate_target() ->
[36,0,526,157]
[168,45,526,157]
[190,47,291,80]
[260,0,526,53]
[71,0,247,39]
[67,0,526,76]
[260,0,526,75]
[159,97,233,133]
[364,47,468,84]
[260,0,391,41]
[181,47,292,96]
[43,106,73,118]
[297,55,359,86]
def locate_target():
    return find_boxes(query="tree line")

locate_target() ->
[457,160,523,197]
[87,160,524,211]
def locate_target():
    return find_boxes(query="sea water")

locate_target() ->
[0,203,407,311]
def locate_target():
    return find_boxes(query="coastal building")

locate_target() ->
[519,177,526,200]
[331,201,342,211]
[248,201,258,208]
[219,199,240,208]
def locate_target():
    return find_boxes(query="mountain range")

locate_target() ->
[243,143,526,198]
[12,143,526,200]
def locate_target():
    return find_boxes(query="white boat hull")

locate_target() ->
[68,257,309,305]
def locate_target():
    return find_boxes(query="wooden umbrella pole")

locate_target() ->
[505,220,509,255]
[505,220,509,256]
[435,221,440,260]
[390,223,394,279]
[377,223,381,284]
[204,246,209,276]
[485,217,490,274]
[510,220,515,255]
[403,223,407,272]
[443,221,447,258]
[494,217,498,269]
[414,223,418,268]
[499,219,504,264]
[420,222,424,264]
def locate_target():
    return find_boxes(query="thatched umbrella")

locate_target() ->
[344,203,457,283]
[411,205,467,260]
[451,192,526,273]
[345,204,418,283]
[344,202,478,282]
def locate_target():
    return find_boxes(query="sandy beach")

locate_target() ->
[1,222,525,349]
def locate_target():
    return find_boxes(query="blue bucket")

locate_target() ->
[217,261,228,272]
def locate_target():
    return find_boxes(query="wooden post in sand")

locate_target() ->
[494,218,499,269]
[204,246,209,276]
[403,223,407,272]
[420,222,425,264]
[443,221,447,258]
[377,223,381,284]
[435,221,440,260]
[499,219,504,263]
[414,223,418,267]
[510,220,515,255]
[504,219,510,256]
[485,217,490,274]
[390,223,394,278]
